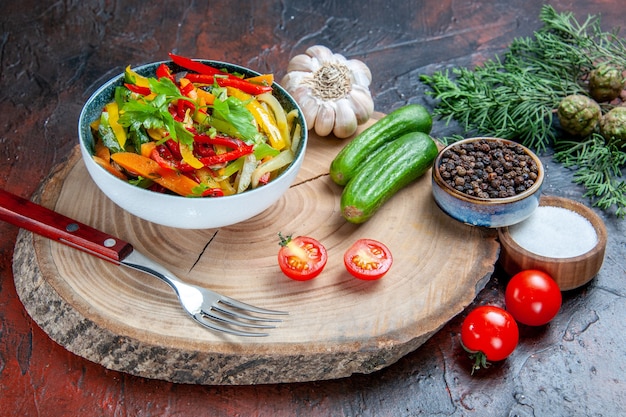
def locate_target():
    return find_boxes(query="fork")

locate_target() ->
[0,189,287,337]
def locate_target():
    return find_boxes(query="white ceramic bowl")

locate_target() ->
[78,60,307,229]
[432,137,544,228]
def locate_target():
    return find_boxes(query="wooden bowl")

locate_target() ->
[498,195,607,291]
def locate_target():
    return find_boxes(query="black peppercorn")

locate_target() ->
[439,139,539,199]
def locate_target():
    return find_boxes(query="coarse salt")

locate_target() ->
[508,206,598,258]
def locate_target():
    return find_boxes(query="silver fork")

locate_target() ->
[122,250,285,336]
[0,189,287,337]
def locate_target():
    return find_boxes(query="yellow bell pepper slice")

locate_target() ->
[257,92,290,149]
[105,102,127,148]
[195,88,215,106]
[179,141,204,169]
[246,73,274,86]
[125,66,151,88]
[226,87,286,150]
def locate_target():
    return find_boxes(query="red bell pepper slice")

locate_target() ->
[184,73,272,95]
[165,139,183,159]
[156,63,175,82]
[258,171,271,185]
[177,99,195,120]
[124,83,151,96]
[169,53,237,78]
[168,104,184,122]
[194,142,217,158]
[193,133,248,149]
[150,145,195,173]
[178,79,195,97]
[202,188,225,197]
[198,144,254,166]
[169,54,272,94]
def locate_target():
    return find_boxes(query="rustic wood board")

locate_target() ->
[12,119,499,385]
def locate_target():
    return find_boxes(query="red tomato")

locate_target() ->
[277,233,328,281]
[344,238,393,280]
[505,269,562,326]
[461,305,519,373]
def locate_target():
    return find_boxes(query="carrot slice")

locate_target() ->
[93,156,127,180]
[111,152,201,197]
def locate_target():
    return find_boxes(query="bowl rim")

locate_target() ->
[432,137,544,204]
[78,59,307,203]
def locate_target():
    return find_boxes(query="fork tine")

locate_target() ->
[213,304,282,323]
[192,313,272,337]
[218,296,288,316]
[206,308,278,329]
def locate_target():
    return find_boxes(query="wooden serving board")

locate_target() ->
[12,118,499,385]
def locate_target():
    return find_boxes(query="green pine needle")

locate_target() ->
[420,5,626,217]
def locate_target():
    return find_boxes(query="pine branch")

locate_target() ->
[420,5,626,217]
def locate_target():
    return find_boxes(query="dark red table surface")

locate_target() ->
[1,1,625,416]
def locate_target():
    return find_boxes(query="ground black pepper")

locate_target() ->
[438,139,539,199]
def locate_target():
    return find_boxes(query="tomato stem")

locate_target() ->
[460,339,491,375]
[278,232,292,247]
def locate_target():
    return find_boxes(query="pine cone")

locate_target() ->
[557,94,602,138]
[600,106,626,148]
[589,64,625,102]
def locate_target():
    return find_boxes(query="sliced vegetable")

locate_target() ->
[104,102,127,148]
[124,83,152,96]
[257,92,291,148]
[111,152,201,197]
[343,238,393,280]
[93,140,126,180]
[227,87,286,150]
[185,72,273,96]
[169,53,238,79]
[251,150,294,188]
[92,56,302,197]
[277,233,328,281]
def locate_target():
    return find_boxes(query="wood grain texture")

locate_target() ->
[2,1,625,415]
[13,124,499,385]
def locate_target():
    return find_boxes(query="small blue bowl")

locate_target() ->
[431,137,544,228]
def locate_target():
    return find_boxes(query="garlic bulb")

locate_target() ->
[281,45,374,138]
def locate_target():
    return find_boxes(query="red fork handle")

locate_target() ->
[0,188,133,264]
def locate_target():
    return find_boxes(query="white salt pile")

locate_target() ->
[508,205,598,258]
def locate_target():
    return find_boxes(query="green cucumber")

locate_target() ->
[329,104,432,186]
[340,131,438,224]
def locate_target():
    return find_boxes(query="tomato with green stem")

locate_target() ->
[461,305,519,374]
[277,233,328,281]
[344,238,393,280]
[505,269,562,326]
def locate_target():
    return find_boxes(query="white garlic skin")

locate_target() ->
[281,45,374,139]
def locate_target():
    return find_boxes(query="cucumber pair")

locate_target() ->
[329,104,438,223]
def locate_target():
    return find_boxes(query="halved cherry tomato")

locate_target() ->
[277,233,328,281]
[344,238,393,280]
[461,305,519,374]
[505,269,562,326]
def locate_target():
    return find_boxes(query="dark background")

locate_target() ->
[1,1,625,415]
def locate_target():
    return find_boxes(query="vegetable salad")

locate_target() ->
[90,53,302,197]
